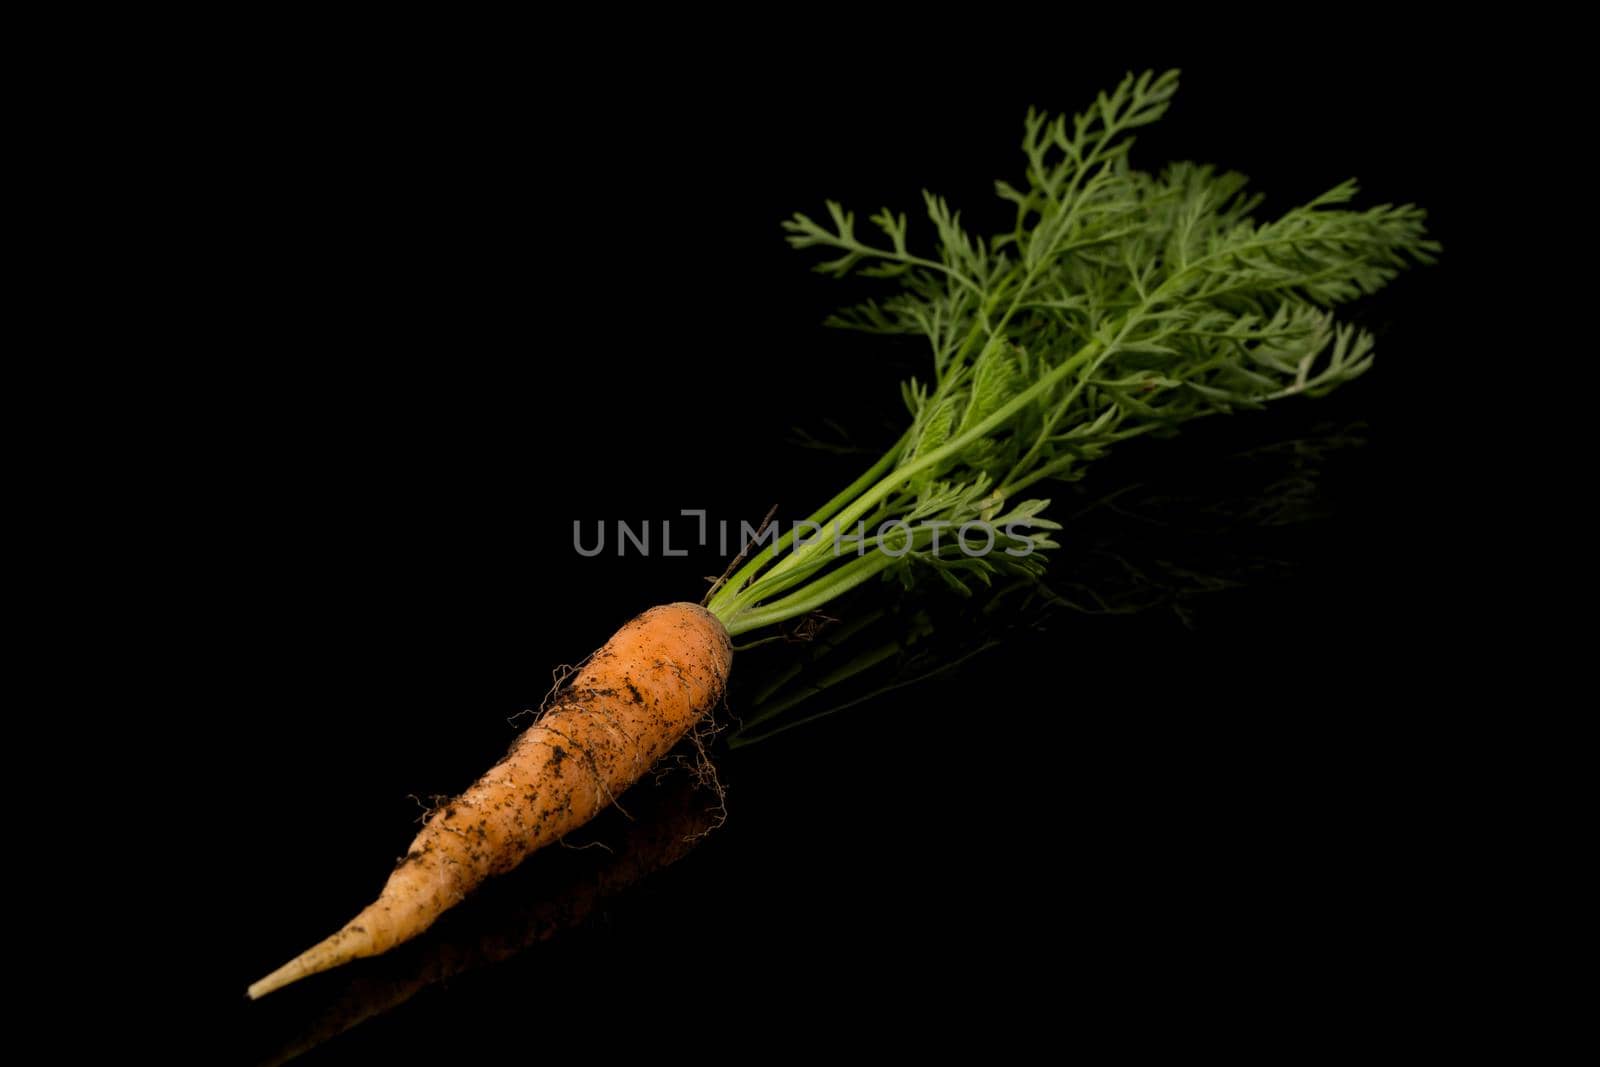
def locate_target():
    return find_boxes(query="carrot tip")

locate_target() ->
[248,920,376,999]
[247,958,305,1000]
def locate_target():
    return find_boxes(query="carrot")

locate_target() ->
[247,602,731,999]
[250,70,1432,1001]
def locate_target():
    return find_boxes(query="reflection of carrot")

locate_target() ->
[254,773,717,1065]
[248,603,731,999]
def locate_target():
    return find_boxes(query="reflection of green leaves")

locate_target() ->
[730,420,1365,744]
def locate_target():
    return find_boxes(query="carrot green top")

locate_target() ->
[706,70,1435,637]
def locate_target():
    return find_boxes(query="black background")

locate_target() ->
[144,39,1507,1061]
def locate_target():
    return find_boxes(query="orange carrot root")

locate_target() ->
[247,602,732,999]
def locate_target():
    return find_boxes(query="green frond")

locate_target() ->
[709,69,1434,636]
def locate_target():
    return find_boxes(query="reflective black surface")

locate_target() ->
[166,47,1489,1062]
